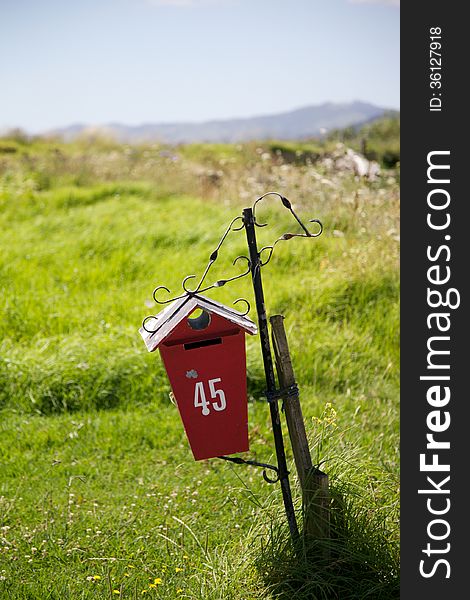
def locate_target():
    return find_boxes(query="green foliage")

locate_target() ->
[0,137,399,598]
[327,114,400,167]
[267,141,327,165]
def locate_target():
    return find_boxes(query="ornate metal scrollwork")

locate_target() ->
[253,192,323,267]
[143,192,322,327]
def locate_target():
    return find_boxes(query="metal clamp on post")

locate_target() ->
[265,383,299,404]
[265,382,300,412]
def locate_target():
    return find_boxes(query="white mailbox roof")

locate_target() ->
[139,293,258,352]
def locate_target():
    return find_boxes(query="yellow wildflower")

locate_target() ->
[175,567,183,573]
[93,575,101,581]
[176,589,183,594]
[154,578,163,585]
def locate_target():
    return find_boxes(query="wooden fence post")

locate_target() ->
[270,314,330,543]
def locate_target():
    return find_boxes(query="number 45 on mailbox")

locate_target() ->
[139,293,257,461]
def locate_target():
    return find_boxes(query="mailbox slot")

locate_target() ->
[163,328,239,348]
[184,338,222,351]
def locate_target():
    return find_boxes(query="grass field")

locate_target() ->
[0,128,399,599]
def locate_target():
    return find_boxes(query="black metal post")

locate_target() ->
[243,207,299,542]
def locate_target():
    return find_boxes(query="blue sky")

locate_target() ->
[0,0,399,133]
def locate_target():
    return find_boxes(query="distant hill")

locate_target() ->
[50,101,393,144]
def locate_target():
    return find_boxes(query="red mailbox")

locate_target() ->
[140,294,257,460]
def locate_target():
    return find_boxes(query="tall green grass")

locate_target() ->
[0,139,399,598]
